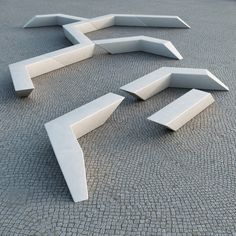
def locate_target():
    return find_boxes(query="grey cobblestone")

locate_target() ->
[0,0,236,235]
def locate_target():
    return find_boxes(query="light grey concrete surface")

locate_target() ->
[94,36,183,59]
[0,0,235,235]
[45,93,124,203]
[148,89,215,131]
[120,67,229,100]
[9,43,95,97]
[12,14,186,97]
[26,14,190,29]
[24,14,87,28]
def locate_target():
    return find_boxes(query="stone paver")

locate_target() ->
[0,0,235,235]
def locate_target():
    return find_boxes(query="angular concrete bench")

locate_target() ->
[63,23,92,44]
[148,89,215,131]
[63,19,183,57]
[45,93,124,202]
[24,13,190,29]
[63,14,190,44]
[120,67,229,100]
[24,14,87,28]
[10,14,187,97]
[9,43,95,97]
[94,36,183,59]
[112,14,190,28]
[24,14,190,44]
[24,14,190,43]
[63,14,190,35]
[9,38,182,97]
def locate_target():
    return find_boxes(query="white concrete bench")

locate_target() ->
[9,43,95,97]
[24,14,87,28]
[63,24,92,44]
[62,14,190,44]
[24,13,190,29]
[9,38,183,97]
[24,14,190,44]
[45,93,124,202]
[10,14,189,97]
[113,14,190,28]
[120,67,229,100]
[63,14,190,34]
[148,89,215,131]
[94,36,183,59]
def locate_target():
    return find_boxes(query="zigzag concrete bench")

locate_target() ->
[9,43,95,97]
[148,89,215,131]
[62,14,190,44]
[94,36,183,59]
[10,14,188,97]
[24,14,87,28]
[24,14,190,44]
[25,13,190,29]
[120,67,229,100]
[45,93,124,202]
[9,38,182,97]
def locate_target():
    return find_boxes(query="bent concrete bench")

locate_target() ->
[25,13,190,29]
[148,89,215,131]
[94,36,183,59]
[120,67,229,100]
[112,14,190,28]
[9,43,95,97]
[45,93,124,202]
[24,14,190,43]
[10,14,188,97]
[24,14,190,44]
[63,14,190,44]
[9,38,182,97]
[24,14,87,28]
[63,14,190,35]
[63,23,92,44]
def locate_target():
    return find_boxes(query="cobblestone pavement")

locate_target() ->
[0,0,236,235]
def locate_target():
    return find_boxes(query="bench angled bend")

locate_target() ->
[120,67,229,100]
[45,93,124,202]
[9,43,95,97]
[25,13,190,29]
[94,36,183,59]
[24,14,88,28]
[10,14,190,97]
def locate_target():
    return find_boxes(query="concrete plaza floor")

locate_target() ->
[0,0,235,235]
